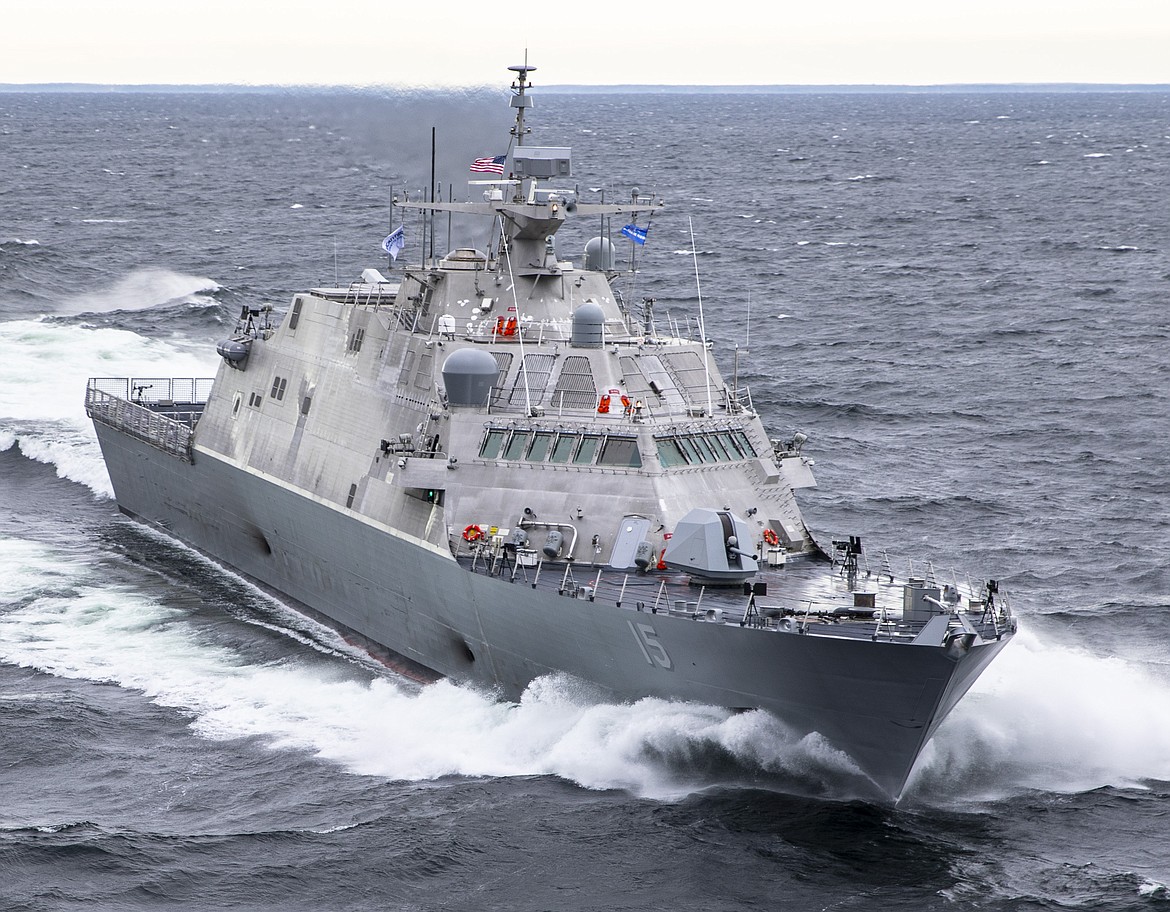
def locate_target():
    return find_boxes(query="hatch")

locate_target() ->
[608,516,652,569]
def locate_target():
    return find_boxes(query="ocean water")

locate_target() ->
[2,85,1170,910]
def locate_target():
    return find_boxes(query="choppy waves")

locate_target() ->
[4,532,1170,810]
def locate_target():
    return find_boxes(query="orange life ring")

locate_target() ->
[763,528,779,547]
[462,524,483,542]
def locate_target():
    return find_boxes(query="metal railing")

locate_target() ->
[453,539,1013,643]
[85,378,213,464]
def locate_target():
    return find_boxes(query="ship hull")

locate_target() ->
[93,422,1007,798]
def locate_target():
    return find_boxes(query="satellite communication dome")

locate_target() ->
[442,348,498,407]
[584,237,616,271]
[571,301,605,348]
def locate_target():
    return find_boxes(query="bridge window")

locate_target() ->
[732,429,755,458]
[652,428,755,466]
[504,430,532,460]
[598,436,641,468]
[549,433,576,463]
[692,434,718,463]
[573,435,601,464]
[527,431,554,461]
[656,438,687,467]
[480,428,507,459]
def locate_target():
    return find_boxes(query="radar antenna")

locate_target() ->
[508,60,536,148]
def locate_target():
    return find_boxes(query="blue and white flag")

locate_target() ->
[381,225,405,260]
[621,223,648,245]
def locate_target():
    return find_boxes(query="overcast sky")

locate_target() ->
[4,0,1169,87]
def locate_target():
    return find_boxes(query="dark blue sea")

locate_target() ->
[2,85,1169,910]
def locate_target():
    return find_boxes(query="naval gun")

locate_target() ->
[662,508,759,586]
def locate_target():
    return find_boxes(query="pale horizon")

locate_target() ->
[4,0,1170,89]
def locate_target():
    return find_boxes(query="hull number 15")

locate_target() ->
[628,620,673,670]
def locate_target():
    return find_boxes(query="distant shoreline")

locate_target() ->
[2,82,1168,95]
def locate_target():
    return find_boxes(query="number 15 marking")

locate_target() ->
[628,620,673,670]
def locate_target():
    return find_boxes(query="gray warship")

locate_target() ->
[85,64,1016,799]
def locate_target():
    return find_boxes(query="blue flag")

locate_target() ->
[381,225,405,260]
[621,223,648,245]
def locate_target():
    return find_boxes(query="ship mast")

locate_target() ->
[508,63,536,149]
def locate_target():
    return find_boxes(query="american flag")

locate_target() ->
[470,155,506,175]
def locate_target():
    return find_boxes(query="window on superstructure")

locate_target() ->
[348,328,365,353]
[677,436,702,464]
[526,431,554,461]
[288,299,303,331]
[731,429,755,458]
[598,436,642,468]
[549,433,576,463]
[692,434,718,463]
[480,428,507,459]
[709,433,737,461]
[573,435,601,464]
[655,438,687,467]
[715,431,740,459]
[504,430,532,460]
[346,483,357,508]
[270,376,287,401]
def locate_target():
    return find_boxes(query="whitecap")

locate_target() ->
[0,545,872,801]
[54,267,222,316]
[0,318,217,496]
[909,626,1170,802]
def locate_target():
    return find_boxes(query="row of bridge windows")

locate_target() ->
[477,427,756,469]
[480,428,643,468]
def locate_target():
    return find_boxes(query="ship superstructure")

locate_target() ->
[85,64,1015,799]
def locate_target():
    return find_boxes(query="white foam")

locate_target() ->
[54,267,221,316]
[0,539,852,799]
[5,535,1169,803]
[0,318,218,495]
[0,538,84,601]
[911,626,1170,800]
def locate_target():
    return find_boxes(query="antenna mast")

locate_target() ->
[508,60,536,149]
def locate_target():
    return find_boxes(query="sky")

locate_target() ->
[3,0,1169,87]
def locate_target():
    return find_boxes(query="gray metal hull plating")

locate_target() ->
[93,422,1006,798]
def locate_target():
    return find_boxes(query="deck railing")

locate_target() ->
[85,378,213,463]
[454,541,1013,643]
